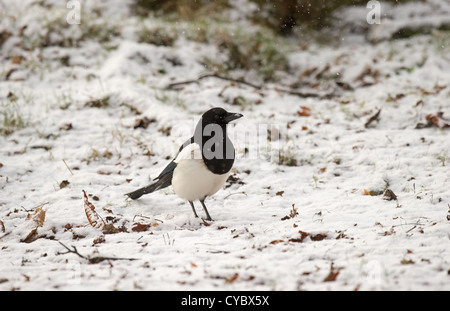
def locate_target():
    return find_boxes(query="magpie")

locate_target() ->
[126,107,243,221]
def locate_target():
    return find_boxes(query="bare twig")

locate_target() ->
[275,87,335,99]
[405,225,417,234]
[0,231,11,241]
[166,73,336,99]
[57,241,88,260]
[365,108,382,128]
[166,73,262,90]
[57,241,136,264]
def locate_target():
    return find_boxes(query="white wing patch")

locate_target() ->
[174,142,202,163]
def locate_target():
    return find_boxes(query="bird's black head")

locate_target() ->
[201,107,243,126]
[191,107,243,175]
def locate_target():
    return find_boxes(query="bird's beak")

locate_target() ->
[224,112,243,123]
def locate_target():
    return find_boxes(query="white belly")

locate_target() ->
[172,159,230,202]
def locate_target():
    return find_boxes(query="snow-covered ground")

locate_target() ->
[0,0,449,291]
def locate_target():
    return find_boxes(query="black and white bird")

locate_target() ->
[126,107,243,221]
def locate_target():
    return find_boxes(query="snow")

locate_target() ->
[0,0,449,291]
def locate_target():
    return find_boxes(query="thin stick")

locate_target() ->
[365,108,382,128]
[57,241,88,260]
[57,241,136,264]
[166,73,336,99]
[62,159,74,176]
[275,87,335,99]
[166,73,262,90]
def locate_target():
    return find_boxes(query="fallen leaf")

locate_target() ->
[416,112,450,129]
[297,106,311,117]
[288,238,303,243]
[225,273,239,283]
[270,240,284,245]
[310,233,327,241]
[386,93,405,102]
[59,180,70,189]
[281,204,298,221]
[131,222,151,232]
[401,258,414,265]
[103,223,119,234]
[82,190,105,229]
[335,230,348,239]
[426,114,440,127]
[26,207,46,228]
[383,189,397,201]
[21,206,46,243]
[22,228,38,243]
[323,263,341,282]
[133,116,156,129]
[93,235,105,245]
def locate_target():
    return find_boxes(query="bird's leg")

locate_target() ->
[199,199,213,221]
[189,201,199,218]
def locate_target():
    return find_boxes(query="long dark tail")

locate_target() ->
[125,173,172,200]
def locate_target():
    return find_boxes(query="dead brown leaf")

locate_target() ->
[133,116,156,129]
[309,232,327,241]
[269,240,284,245]
[323,263,342,282]
[297,106,311,117]
[26,207,46,228]
[21,207,47,243]
[83,191,120,234]
[131,222,152,232]
[225,273,239,284]
[416,112,450,129]
[59,180,70,189]
[386,93,405,102]
[83,190,105,229]
[22,228,38,243]
[382,189,398,201]
[401,258,414,265]
[281,204,298,221]
[276,191,284,196]
[287,230,327,243]
[102,223,119,234]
